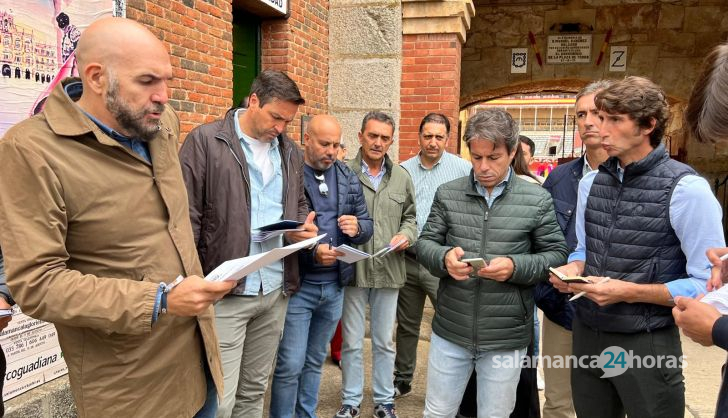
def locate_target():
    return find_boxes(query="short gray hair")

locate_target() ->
[464,108,519,153]
[360,111,395,133]
[575,80,613,103]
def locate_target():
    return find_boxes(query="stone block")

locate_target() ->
[462,47,481,61]
[329,59,401,112]
[658,4,684,29]
[595,5,659,32]
[545,9,596,34]
[330,0,398,6]
[625,45,659,79]
[329,111,401,162]
[684,6,722,33]
[652,30,695,58]
[653,57,701,99]
[695,32,725,58]
[329,6,402,56]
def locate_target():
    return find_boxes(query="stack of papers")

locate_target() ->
[334,239,407,264]
[206,234,326,283]
[252,220,304,242]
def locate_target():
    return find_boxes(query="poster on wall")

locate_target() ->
[0,0,124,138]
[0,307,68,400]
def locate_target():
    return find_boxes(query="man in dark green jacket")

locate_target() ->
[418,108,568,418]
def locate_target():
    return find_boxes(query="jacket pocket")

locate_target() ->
[515,287,528,322]
[552,197,575,232]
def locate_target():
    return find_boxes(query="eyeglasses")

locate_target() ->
[314,172,328,197]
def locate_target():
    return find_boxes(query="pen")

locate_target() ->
[705,252,728,269]
[569,277,610,302]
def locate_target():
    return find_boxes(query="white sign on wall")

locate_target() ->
[0,308,68,400]
[259,0,287,15]
[511,48,528,73]
[609,46,628,72]
[547,34,592,64]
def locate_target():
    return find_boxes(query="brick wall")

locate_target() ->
[261,0,329,143]
[400,33,462,162]
[127,0,234,140]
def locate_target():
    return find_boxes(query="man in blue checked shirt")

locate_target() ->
[550,76,725,418]
[393,113,471,398]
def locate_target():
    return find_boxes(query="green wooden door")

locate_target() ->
[232,12,260,108]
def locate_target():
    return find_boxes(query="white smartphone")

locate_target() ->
[462,258,488,269]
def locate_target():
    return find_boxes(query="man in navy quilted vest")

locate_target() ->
[550,76,725,418]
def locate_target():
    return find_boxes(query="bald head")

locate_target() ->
[74,17,173,141]
[304,115,342,171]
[76,17,168,76]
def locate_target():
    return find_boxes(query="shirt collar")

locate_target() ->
[417,152,444,169]
[361,158,386,176]
[64,81,137,143]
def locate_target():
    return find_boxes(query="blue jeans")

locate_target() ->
[533,307,540,361]
[424,332,526,418]
[193,361,218,418]
[269,281,344,418]
[341,287,399,406]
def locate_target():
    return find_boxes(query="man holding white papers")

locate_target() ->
[549,77,724,418]
[180,70,317,418]
[333,112,417,418]
[269,115,372,418]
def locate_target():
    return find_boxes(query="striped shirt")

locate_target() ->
[401,152,472,235]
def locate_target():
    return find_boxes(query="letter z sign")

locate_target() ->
[609,46,627,72]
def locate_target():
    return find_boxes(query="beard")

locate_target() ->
[105,79,164,142]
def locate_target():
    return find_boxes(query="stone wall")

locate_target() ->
[461,0,728,189]
[328,0,402,161]
[127,0,234,139]
[461,0,728,105]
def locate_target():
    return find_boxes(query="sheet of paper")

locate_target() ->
[334,239,407,264]
[252,228,303,243]
[701,285,728,314]
[334,244,371,264]
[205,234,326,283]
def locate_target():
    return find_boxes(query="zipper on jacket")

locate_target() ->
[599,182,624,277]
[474,200,490,350]
[215,134,251,200]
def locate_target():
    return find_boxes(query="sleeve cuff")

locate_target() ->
[712,316,728,350]
[567,251,586,264]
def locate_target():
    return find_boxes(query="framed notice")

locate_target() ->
[0,308,68,400]
[547,34,592,64]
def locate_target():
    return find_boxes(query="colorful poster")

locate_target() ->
[0,0,122,137]
[0,0,125,399]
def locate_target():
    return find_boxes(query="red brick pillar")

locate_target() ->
[261,0,329,143]
[400,33,463,161]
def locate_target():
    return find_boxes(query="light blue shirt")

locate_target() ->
[475,167,512,207]
[568,169,725,299]
[234,109,284,296]
[402,152,472,236]
[362,159,386,191]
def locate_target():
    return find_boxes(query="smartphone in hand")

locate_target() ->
[462,258,488,269]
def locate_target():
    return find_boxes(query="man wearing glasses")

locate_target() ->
[269,115,373,418]
[393,113,471,399]
[334,112,417,418]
